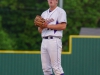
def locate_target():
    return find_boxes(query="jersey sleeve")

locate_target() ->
[58,10,67,24]
[41,10,47,18]
[41,12,44,18]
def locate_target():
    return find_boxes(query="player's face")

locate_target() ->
[47,0,58,8]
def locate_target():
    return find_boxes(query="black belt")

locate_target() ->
[43,36,60,39]
[43,36,53,39]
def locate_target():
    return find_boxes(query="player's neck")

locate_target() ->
[49,6,57,12]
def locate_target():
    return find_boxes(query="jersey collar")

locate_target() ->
[48,6,58,14]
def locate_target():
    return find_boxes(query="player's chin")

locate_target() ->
[49,4,53,7]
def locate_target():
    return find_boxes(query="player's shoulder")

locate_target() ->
[41,9,48,16]
[42,10,48,14]
[57,6,66,13]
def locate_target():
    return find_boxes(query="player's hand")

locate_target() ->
[40,21,48,29]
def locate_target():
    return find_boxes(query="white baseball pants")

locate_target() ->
[41,37,64,75]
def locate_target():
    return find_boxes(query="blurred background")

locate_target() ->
[0,0,100,51]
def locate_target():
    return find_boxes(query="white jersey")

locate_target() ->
[41,6,67,38]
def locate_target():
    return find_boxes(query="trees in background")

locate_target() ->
[0,0,48,50]
[62,0,100,50]
[0,0,100,51]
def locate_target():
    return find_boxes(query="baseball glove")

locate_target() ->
[34,15,46,27]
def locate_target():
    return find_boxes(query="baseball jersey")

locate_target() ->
[41,6,67,38]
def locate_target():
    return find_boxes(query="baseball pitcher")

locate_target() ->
[34,0,67,75]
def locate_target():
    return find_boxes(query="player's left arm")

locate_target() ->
[38,27,43,33]
[47,22,67,30]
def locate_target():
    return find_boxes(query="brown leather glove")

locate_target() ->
[34,15,46,28]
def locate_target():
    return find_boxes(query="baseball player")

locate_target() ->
[38,0,67,75]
